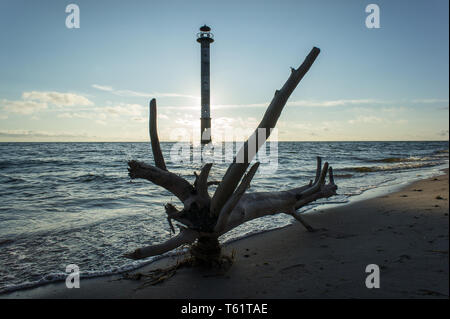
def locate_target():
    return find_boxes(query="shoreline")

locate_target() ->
[1,169,448,299]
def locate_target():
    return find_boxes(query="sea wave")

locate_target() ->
[0,159,107,170]
[0,239,14,247]
[0,259,159,294]
[0,175,27,183]
[340,161,443,173]
[369,156,431,163]
[74,173,120,183]
[333,174,353,178]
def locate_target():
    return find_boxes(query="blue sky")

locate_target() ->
[0,0,448,141]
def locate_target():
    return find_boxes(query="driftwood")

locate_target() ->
[124,47,337,261]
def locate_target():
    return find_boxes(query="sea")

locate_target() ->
[0,141,448,293]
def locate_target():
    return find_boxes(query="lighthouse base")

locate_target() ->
[201,118,211,144]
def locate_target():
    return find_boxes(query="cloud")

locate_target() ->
[56,104,146,124]
[1,91,94,115]
[57,112,93,119]
[22,91,93,106]
[175,117,195,126]
[162,105,201,110]
[101,104,144,117]
[132,117,146,122]
[380,106,407,113]
[167,99,382,111]
[0,129,90,138]
[213,102,267,109]
[213,98,450,110]
[91,84,113,92]
[156,97,449,112]
[1,99,48,114]
[438,129,449,137]
[91,84,199,100]
[412,98,449,104]
[348,116,383,125]
[287,99,378,107]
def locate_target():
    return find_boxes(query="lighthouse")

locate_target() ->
[197,25,214,144]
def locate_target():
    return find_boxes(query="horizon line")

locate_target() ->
[0,140,448,143]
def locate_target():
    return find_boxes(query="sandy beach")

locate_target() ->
[2,169,448,299]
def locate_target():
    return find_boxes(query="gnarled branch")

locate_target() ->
[149,98,167,171]
[125,160,337,260]
[124,227,199,260]
[195,163,213,199]
[123,47,339,261]
[210,47,321,217]
[219,161,337,235]
[214,162,260,232]
[128,100,196,203]
[128,160,194,202]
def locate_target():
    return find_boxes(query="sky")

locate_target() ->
[0,0,448,142]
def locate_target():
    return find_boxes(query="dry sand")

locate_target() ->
[2,170,448,299]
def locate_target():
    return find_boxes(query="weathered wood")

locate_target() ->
[214,162,260,232]
[128,160,194,202]
[125,228,199,260]
[195,163,213,199]
[210,47,321,218]
[217,165,337,236]
[165,203,194,229]
[291,212,315,232]
[124,47,339,262]
[149,99,167,171]
[314,156,322,184]
[125,160,337,259]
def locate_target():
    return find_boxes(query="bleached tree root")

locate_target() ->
[126,158,336,261]
[123,228,198,260]
[124,47,338,264]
